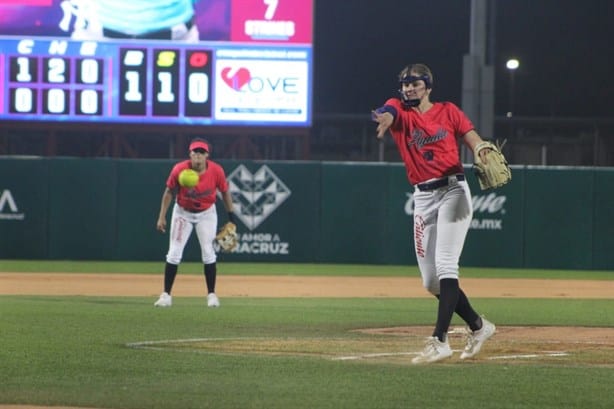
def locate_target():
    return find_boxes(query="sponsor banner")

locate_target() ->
[214,53,309,123]
[403,191,508,231]
[0,189,25,220]
[214,160,320,261]
[225,164,291,230]
[0,159,49,258]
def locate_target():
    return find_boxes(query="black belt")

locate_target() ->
[184,207,204,213]
[103,18,194,40]
[416,174,465,191]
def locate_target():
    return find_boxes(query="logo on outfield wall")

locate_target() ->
[225,164,291,231]
[0,190,25,220]
[404,192,507,230]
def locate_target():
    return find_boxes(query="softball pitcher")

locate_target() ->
[154,138,235,308]
[372,63,496,363]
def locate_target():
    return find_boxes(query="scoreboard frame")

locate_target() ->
[0,38,312,128]
[0,0,313,129]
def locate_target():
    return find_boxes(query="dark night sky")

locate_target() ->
[313,0,613,118]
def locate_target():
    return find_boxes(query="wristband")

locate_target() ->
[227,212,236,224]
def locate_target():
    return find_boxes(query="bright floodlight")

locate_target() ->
[506,59,520,70]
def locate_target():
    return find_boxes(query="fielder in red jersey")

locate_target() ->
[154,138,236,308]
[166,158,228,213]
[372,63,496,364]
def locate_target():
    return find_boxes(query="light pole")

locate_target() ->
[505,59,519,142]
[505,58,519,118]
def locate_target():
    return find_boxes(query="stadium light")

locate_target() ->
[506,59,520,117]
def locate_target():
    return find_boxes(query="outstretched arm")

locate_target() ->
[372,110,394,139]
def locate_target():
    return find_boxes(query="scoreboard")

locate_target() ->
[0,0,313,127]
[0,38,311,127]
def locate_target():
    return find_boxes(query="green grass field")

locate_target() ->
[1,261,613,409]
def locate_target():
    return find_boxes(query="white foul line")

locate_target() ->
[487,352,569,360]
[333,352,417,361]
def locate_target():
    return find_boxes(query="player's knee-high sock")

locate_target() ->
[204,262,217,294]
[433,278,459,342]
[164,262,178,294]
[455,288,482,331]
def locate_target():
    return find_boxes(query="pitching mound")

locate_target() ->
[124,325,614,366]
[354,325,614,365]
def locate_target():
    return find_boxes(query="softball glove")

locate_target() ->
[473,140,512,190]
[216,222,239,252]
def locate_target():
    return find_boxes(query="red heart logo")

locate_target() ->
[221,67,251,90]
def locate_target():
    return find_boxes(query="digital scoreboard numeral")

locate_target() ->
[185,50,212,118]
[9,87,37,113]
[118,47,212,118]
[75,58,103,115]
[9,56,39,113]
[153,49,179,116]
[10,56,37,83]
[8,54,104,116]
[76,89,102,115]
[77,58,103,85]
[43,57,70,83]
[119,48,147,115]
[43,88,69,114]
[4,41,220,122]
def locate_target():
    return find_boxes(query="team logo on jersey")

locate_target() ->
[0,190,25,220]
[225,165,291,231]
[407,128,448,149]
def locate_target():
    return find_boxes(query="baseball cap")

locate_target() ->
[189,140,209,152]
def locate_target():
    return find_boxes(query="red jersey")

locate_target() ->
[382,99,474,185]
[166,159,229,212]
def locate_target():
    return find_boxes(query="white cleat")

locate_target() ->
[460,317,496,359]
[207,293,220,308]
[412,336,453,364]
[154,292,172,307]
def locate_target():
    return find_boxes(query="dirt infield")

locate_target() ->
[2,273,613,409]
[2,273,613,298]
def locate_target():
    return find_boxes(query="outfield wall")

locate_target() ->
[1,157,612,270]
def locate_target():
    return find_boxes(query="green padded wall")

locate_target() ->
[1,157,612,270]
[47,159,117,259]
[592,169,614,270]
[522,167,593,269]
[0,158,49,259]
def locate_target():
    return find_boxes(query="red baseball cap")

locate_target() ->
[189,140,209,152]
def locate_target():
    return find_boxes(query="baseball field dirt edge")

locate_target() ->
[2,273,613,298]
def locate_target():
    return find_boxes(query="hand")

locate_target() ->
[371,110,393,139]
[479,148,492,164]
[156,218,166,233]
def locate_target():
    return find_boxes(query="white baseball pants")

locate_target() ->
[166,203,218,265]
[412,180,473,295]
